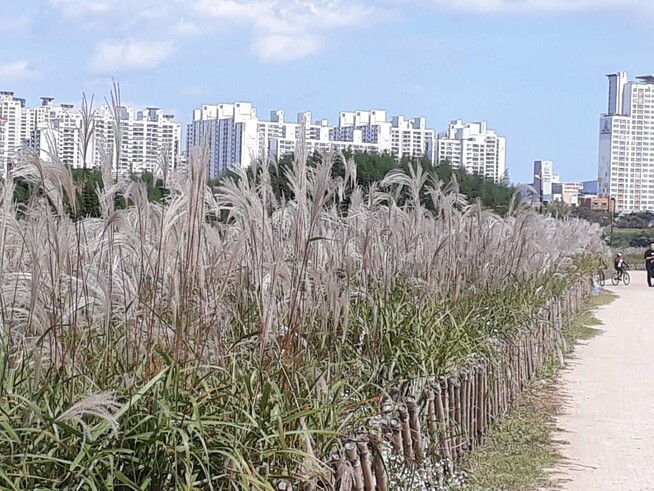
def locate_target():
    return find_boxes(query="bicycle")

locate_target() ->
[594,269,606,287]
[611,268,631,286]
[594,259,607,287]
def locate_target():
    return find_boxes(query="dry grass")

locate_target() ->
[0,90,609,489]
[0,148,606,377]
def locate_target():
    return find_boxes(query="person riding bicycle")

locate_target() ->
[614,253,628,278]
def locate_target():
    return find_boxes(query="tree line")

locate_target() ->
[12,152,517,218]
[13,168,168,219]
[222,152,517,215]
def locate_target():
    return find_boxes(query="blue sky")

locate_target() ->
[1,0,654,184]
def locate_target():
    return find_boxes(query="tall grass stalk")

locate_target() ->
[0,94,607,488]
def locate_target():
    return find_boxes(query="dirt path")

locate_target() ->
[551,270,654,490]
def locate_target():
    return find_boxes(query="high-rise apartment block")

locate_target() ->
[0,92,34,175]
[0,92,182,177]
[91,105,182,175]
[598,72,654,212]
[186,102,262,178]
[187,103,436,180]
[267,111,384,167]
[436,120,507,182]
[533,160,554,204]
[30,98,84,168]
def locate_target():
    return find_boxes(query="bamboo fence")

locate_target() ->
[280,278,593,491]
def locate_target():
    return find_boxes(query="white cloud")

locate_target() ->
[48,0,115,16]
[423,0,643,13]
[253,33,321,62]
[89,40,175,73]
[195,0,267,20]
[48,0,375,63]
[195,0,373,61]
[0,14,31,35]
[171,20,203,36]
[0,60,38,81]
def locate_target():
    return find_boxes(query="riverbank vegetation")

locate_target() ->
[0,135,607,488]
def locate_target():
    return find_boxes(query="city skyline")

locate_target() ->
[187,102,443,179]
[0,85,628,185]
[0,92,182,175]
[2,92,506,183]
[3,1,654,184]
[0,87,640,189]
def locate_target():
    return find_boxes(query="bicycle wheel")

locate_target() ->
[623,272,631,285]
[598,270,605,287]
[611,273,620,286]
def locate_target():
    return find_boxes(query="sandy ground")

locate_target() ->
[550,271,654,491]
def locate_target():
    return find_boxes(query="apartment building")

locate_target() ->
[598,72,654,212]
[329,110,435,159]
[332,110,391,148]
[0,117,6,173]
[90,105,182,175]
[268,110,389,161]
[30,98,83,168]
[552,182,583,206]
[0,91,33,175]
[436,120,506,182]
[187,103,436,180]
[390,115,435,162]
[0,93,182,177]
[533,160,554,204]
[186,102,259,179]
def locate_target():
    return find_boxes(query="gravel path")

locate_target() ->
[552,270,654,490]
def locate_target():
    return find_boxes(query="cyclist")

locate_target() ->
[614,253,628,280]
[646,242,654,287]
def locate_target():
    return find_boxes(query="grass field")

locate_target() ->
[607,227,653,249]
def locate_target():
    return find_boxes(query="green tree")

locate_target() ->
[94,152,518,219]
[546,201,572,219]
[501,169,511,187]
[72,168,103,218]
[138,171,168,203]
[13,168,171,220]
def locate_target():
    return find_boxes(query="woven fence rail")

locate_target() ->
[276,279,593,491]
